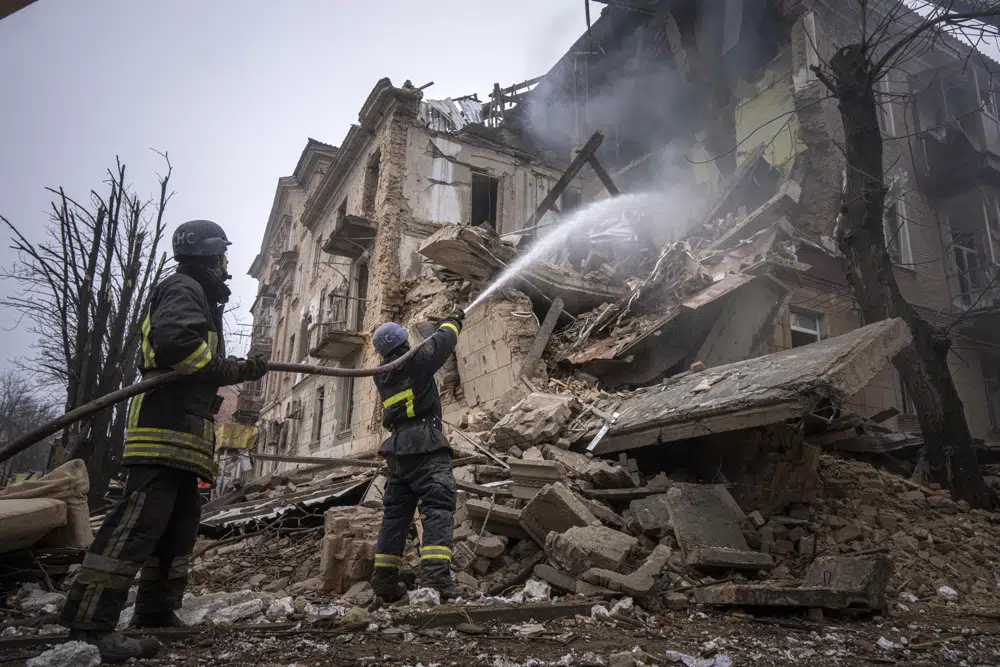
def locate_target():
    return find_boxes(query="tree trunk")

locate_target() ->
[828,45,992,508]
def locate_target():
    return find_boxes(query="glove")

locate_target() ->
[239,355,269,382]
[446,308,466,324]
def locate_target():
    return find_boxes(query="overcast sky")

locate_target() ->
[0,0,597,368]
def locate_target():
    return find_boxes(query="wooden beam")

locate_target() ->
[519,297,564,379]
[587,156,621,196]
[249,452,379,468]
[526,131,606,228]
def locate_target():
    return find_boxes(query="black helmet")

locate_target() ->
[172,220,232,259]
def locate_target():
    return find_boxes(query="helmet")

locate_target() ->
[373,322,408,356]
[172,220,232,259]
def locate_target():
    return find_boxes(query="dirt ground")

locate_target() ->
[4,607,1000,667]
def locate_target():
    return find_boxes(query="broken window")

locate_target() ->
[882,196,912,266]
[471,171,500,230]
[790,310,826,348]
[312,237,323,282]
[311,385,325,448]
[941,190,1000,309]
[354,262,369,330]
[362,150,381,217]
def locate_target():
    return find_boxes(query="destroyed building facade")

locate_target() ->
[241,0,1000,477]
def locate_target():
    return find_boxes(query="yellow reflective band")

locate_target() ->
[207,331,219,353]
[420,554,452,561]
[420,546,452,554]
[141,315,156,366]
[374,562,400,569]
[122,445,214,465]
[174,341,212,374]
[375,554,402,562]
[126,430,214,455]
[439,322,459,337]
[127,393,145,430]
[382,388,415,419]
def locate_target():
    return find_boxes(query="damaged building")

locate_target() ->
[240,0,1000,480]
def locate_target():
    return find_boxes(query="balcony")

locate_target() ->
[323,214,377,260]
[273,249,299,283]
[308,321,365,360]
[233,382,264,424]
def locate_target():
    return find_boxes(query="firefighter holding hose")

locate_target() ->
[370,309,465,602]
[59,220,268,662]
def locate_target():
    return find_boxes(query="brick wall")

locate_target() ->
[454,294,539,409]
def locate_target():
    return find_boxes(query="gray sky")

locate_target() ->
[0,0,596,367]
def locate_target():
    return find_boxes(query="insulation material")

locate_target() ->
[0,459,91,549]
[735,51,806,168]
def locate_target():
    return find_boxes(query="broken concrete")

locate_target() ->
[581,318,911,454]
[319,506,380,593]
[466,499,529,540]
[491,393,579,453]
[580,544,672,597]
[545,525,638,575]
[508,458,567,500]
[627,494,673,538]
[666,483,773,570]
[519,482,600,545]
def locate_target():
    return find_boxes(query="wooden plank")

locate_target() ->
[519,297,564,379]
[579,487,662,502]
[250,453,378,468]
[525,131,606,228]
[587,156,621,196]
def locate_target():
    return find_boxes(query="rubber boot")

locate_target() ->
[372,568,407,603]
[419,561,459,601]
[132,611,185,628]
[68,629,161,663]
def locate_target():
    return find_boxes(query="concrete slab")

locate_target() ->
[520,482,600,545]
[665,483,773,571]
[581,318,911,454]
[466,499,529,540]
[628,494,673,538]
[545,525,638,574]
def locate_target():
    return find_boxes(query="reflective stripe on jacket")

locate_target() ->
[374,318,461,456]
[122,266,229,482]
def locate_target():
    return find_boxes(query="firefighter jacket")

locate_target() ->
[122,265,236,482]
[374,317,462,456]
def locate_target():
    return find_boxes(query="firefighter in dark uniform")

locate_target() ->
[370,311,465,601]
[59,220,269,662]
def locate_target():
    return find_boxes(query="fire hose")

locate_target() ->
[0,336,437,464]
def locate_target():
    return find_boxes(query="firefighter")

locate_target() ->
[370,311,465,602]
[59,220,269,662]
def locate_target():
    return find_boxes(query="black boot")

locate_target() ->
[68,629,161,663]
[132,611,185,628]
[419,561,459,601]
[372,568,407,603]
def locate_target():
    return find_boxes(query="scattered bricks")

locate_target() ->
[664,591,689,610]
[798,535,817,555]
[580,545,672,597]
[666,483,773,571]
[586,498,626,530]
[770,540,794,555]
[473,557,491,576]
[509,460,567,500]
[833,522,863,544]
[455,571,480,590]
[522,446,545,460]
[749,510,766,529]
[788,526,808,542]
[320,507,380,593]
[466,499,529,540]
[469,534,506,559]
[520,482,599,545]
[490,393,578,451]
[545,525,638,575]
[628,494,673,538]
[877,514,899,533]
[900,489,926,503]
[453,523,473,542]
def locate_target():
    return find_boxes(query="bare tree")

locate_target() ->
[0,370,56,484]
[806,0,1000,507]
[1,156,172,505]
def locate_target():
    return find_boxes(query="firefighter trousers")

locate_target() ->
[60,465,202,631]
[374,450,456,576]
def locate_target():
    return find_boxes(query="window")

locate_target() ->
[354,262,369,330]
[471,171,500,230]
[298,314,311,362]
[363,150,381,217]
[339,375,355,436]
[312,386,325,447]
[953,228,986,307]
[790,310,826,348]
[984,362,1000,430]
[312,237,323,281]
[287,334,295,363]
[883,197,912,265]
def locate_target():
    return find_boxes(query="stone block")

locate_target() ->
[520,482,599,545]
[533,563,578,594]
[803,554,892,610]
[452,542,476,571]
[628,494,672,538]
[466,499,529,540]
[545,525,638,575]
[469,534,506,559]
[666,483,773,571]
[509,460,567,500]
[541,445,592,478]
[584,460,635,489]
